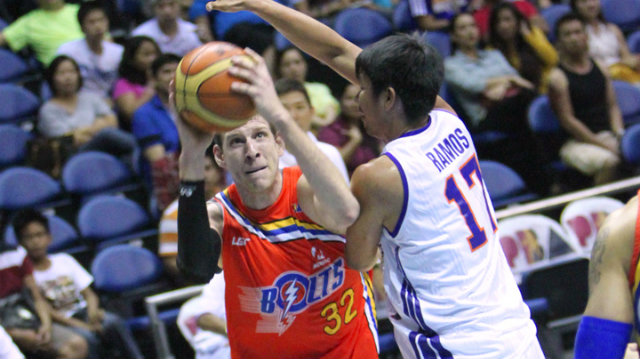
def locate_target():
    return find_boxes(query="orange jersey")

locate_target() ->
[215,167,379,359]
[628,190,640,330]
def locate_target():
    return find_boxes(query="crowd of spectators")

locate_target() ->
[0,0,639,357]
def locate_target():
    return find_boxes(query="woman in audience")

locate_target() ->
[571,0,640,85]
[113,36,161,126]
[317,83,381,175]
[38,55,137,162]
[276,47,340,131]
[489,2,558,93]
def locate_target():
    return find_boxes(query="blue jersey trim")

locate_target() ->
[383,153,408,238]
[398,116,431,139]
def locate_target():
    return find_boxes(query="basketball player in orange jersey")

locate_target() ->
[174,48,379,358]
[575,192,640,359]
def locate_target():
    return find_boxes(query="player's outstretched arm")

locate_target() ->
[345,157,401,271]
[230,49,359,233]
[574,197,637,359]
[208,0,361,83]
[173,85,224,282]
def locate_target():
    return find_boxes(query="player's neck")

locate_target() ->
[389,115,430,142]
[237,172,284,211]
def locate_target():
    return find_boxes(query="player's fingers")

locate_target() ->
[230,81,257,97]
[243,47,263,64]
[228,66,255,82]
[230,55,256,71]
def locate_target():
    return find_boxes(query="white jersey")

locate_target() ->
[381,109,542,359]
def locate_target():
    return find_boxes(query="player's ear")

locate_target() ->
[383,86,396,111]
[213,144,226,168]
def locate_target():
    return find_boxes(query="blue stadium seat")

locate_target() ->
[62,151,138,199]
[4,214,87,254]
[0,124,32,168]
[77,195,158,250]
[0,84,40,125]
[628,29,640,53]
[612,80,640,126]
[478,160,538,208]
[274,32,293,51]
[0,167,65,211]
[527,96,560,133]
[392,0,417,32]
[540,4,571,42]
[422,31,451,58]
[0,49,30,83]
[0,19,7,31]
[622,123,640,166]
[334,8,393,48]
[601,0,640,32]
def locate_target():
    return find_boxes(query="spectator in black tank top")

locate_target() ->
[548,13,624,185]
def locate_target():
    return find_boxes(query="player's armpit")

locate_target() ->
[345,157,400,271]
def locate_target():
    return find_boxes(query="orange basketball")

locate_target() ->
[175,42,257,133]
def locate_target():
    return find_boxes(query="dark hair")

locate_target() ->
[570,0,606,23]
[448,12,482,55]
[151,53,181,77]
[46,55,83,96]
[554,12,586,40]
[118,36,160,85]
[489,2,543,88]
[12,209,49,243]
[77,0,107,26]
[274,78,312,105]
[355,34,443,123]
[274,47,307,79]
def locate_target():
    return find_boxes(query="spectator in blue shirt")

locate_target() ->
[132,53,182,212]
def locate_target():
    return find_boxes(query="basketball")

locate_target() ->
[175,42,257,133]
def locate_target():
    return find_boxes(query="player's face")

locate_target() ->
[155,62,179,95]
[19,222,52,262]
[53,60,81,96]
[557,20,588,56]
[452,14,480,50]
[356,74,386,141]
[134,41,159,72]
[82,9,109,40]
[279,91,314,132]
[279,49,307,83]
[340,84,361,120]
[495,8,518,42]
[218,117,284,193]
[155,0,180,22]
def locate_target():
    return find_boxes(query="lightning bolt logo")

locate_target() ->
[282,280,299,321]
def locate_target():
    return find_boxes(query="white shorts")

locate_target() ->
[177,295,230,359]
[0,325,24,359]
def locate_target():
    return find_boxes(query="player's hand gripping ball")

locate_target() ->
[175,41,257,133]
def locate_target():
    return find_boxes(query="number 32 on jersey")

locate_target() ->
[444,154,497,251]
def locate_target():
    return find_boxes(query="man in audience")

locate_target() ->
[57,1,124,102]
[132,53,182,212]
[0,233,87,358]
[0,0,84,65]
[132,0,202,56]
[13,209,143,359]
[274,78,349,182]
[159,146,227,284]
[548,13,624,186]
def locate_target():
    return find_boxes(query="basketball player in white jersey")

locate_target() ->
[206,1,544,357]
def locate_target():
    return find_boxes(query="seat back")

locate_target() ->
[622,123,640,166]
[560,196,625,253]
[478,160,536,207]
[392,0,417,32]
[0,167,62,211]
[4,214,81,253]
[62,151,133,197]
[0,124,32,168]
[540,4,571,42]
[334,8,393,48]
[0,49,30,83]
[422,31,451,58]
[91,245,163,292]
[601,0,640,32]
[527,95,560,133]
[273,32,293,51]
[77,195,152,243]
[613,80,640,126]
[498,214,583,277]
[0,84,40,124]
[628,29,640,53]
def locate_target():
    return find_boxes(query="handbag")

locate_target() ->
[0,289,41,330]
[27,135,76,179]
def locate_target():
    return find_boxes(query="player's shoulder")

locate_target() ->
[596,196,638,263]
[351,155,400,196]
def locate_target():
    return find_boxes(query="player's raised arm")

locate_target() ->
[230,49,359,233]
[208,0,361,83]
[574,197,637,359]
